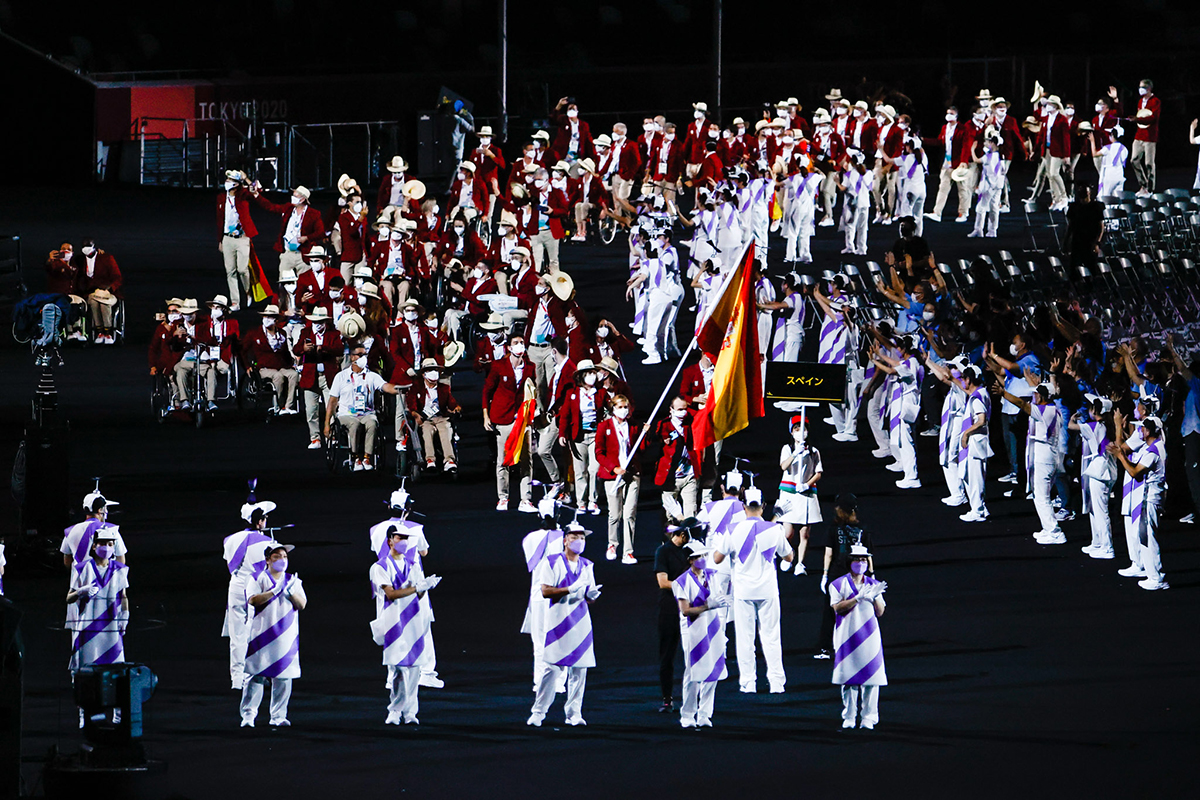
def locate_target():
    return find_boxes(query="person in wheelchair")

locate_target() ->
[567,158,608,243]
[72,237,123,344]
[406,357,461,472]
[325,343,404,472]
[168,299,202,411]
[485,211,531,288]
[437,211,487,270]
[241,304,300,414]
[444,259,497,343]
[196,294,241,411]
[149,297,184,380]
[447,162,489,229]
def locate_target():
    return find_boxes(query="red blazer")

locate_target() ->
[472,144,506,188]
[485,234,533,269]
[558,385,609,442]
[923,123,968,168]
[682,118,709,164]
[849,118,878,157]
[583,328,636,365]
[509,264,540,308]
[254,195,325,255]
[1037,113,1071,159]
[149,321,182,372]
[458,274,498,315]
[72,252,123,297]
[292,324,344,390]
[550,112,595,163]
[195,315,241,364]
[647,138,685,183]
[388,321,437,385]
[1091,107,1121,147]
[371,241,429,282]
[407,380,460,417]
[521,295,571,343]
[546,358,576,414]
[505,158,540,193]
[334,209,369,263]
[217,189,259,241]
[959,119,985,163]
[678,363,709,409]
[569,174,608,208]
[448,174,490,214]
[376,173,412,213]
[1133,94,1161,143]
[415,212,444,246]
[320,287,361,319]
[45,257,78,295]
[695,152,724,185]
[482,355,535,425]
[436,229,487,266]
[637,130,662,164]
[653,416,702,488]
[878,125,905,160]
[613,141,642,181]
[533,188,571,240]
[241,326,295,371]
[295,268,337,311]
[510,203,541,240]
[594,417,643,480]
[986,114,1025,161]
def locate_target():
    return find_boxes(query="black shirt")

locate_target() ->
[891,235,931,267]
[1066,200,1103,255]
[818,524,873,582]
[654,540,690,612]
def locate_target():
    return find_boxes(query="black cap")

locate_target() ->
[835,493,858,513]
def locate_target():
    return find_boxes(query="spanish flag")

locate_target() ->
[248,242,274,304]
[503,377,538,466]
[692,244,764,451]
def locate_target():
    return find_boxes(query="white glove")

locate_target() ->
[586,584,602,601]
[413,577,433,593]
[423,575,443,591]
[565,584,587,603]
[873,580,888,597]
[86,585,100,598]
[819,574,828,594]
[707,595,730,610]
[778,557,792,572]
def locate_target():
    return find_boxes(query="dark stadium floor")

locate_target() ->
[0,171,1196,798]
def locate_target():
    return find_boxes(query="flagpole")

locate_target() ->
[617,242,752,477]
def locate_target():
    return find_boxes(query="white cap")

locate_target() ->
[564,520,592,536]
[240,500,277,523]
[389,488,412,510]
[724,470,743,489]
[537,494,558,519]
[744,487,763,506]
[684,540,714,558]
[850,543,871,558]
[83,492,118,512]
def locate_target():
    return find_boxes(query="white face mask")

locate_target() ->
[424,318,437,328]
[532,141,542,150]
[1010,343,1020,357]
[876,115,886,124]
[664,133,675,142]
[352,202,363,214]
[583,373,597,386]
[472,267,485,278]
[612,132,624,141]
[614,406,629,420]
[694,110,704,119]
[355,355,367,369]
[329,290,342,300]
[511,257,523,269]
[510,343,526,356]
[224,181,235,190]
[404,310,419,321]
[708,130,718,138]
[533,179,546,189]
[1064,108,1075,117]
[479,137,491,146]
[291,195,303,205]
[82,246,96,256]
[671,408,687,420]
[453,225,466,235]
[898,122,909,130]
[922,311,936,321]
[391,232,404,242]
[168,312,181,322]
[974,111,986,122]
[980,100,991,110]
[565,315,576,328]
[596,326,609,338]
[946,113,957,122]
[211,307,224,318]
[853,109,863,117]
[792,430,805,443]
[567,108,578,118]
[424,370,439,380]
[836,107,847,115]
[1139,87,1148,96]
[1095,103,1105,113]
[535,284,548,295]
[995,109,1007,118]
[782,136,794,145]
[497,225,510,236]
[61,251,73,261]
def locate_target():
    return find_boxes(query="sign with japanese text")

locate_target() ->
[765,362,847,404]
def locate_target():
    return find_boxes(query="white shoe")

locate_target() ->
[353,461,365,472]
[681,718,696,729]
[870,448,891,459]
[860,720,876,730]
[768,685,785,694]
[1138,578,1169,591]
[1080,544,1098,555]
[385,713,401,725]
[269,719,291,727]
[641,355,663,365]
[607,544,617,560]
[565,716,587,726]
[363,461,374,471]
[1035,531,1066,545]
[967,230,982,238]
[818,217,835,227]
[1089,548,1115,560]
[230,303,241,312]
[1117,564,1146,578]
[998,473,1017,484]
[403,716,419,725]
[822,416,836,426]
[517,500,537,513]
[831,432,858,442]
[919,427,939,437]
[419,674,444,689]
[999,204,1010,213]
[924,213,941,222]
[526,714,543,727]
[895,478,922,489]
[496,499,509,511]
[941,496,967,507]
[622,553,637,565]
[1181,513,1194,524]
[587,502,601,515]
[842,719,856,729]
[885,462,904,472]
[240,719,254,728]
[959,510,985,522]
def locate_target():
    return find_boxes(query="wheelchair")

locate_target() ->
[72,295,126,346]
[239,363,282,421]
[190,351,241,428]
[326,389,388,474]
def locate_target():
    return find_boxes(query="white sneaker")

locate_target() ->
[363,461,374,471]
[919,427,939,437]
[955,215,969,223]
[587,502,602,515]
[1080,544,1098,555]
[870,448,891,459]
[967,230,983,238]
[924,213,941,222]
[885,462,904,472]
[998,473,1017,484]
[818,217,835,227]
[419,674,444,689]
[1138,578,1169,591]
[353,461,365,472]
[606,544,618,561]
[240,719,254,728]
[831,432,858,442]
[860,720,876,730]
[496,499,509,511]
[565,716,587,726]
[385,713,401,725]
[1117,564,1146,578]
[526,714,543,727]
[941,496,967,507]
[842,719,856,729]
[1089,548,1115,560]
[517,500,537,513]
[1181,513,1194,524]
[641,355,663,365]
[959,510,985,522]
[822,417,837,425]
[622,553,637,565]
[1035,531,1066,545]
[895,478,922,489]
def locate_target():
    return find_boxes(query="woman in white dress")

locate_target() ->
[776,415,822,576]
[829,544,887,729]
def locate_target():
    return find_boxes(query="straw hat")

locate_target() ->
[476,125,494,137]
[1022,116,1042,132]
[373,206,397,231]
[279,266,298,283]
[551,160,570,174]
[459,160,477,174]
[402,179,426,200]
[1076,121,1094,132]
[1044,95,1063,109]
[305,308,331,322]
[177,297,199,314]
[442,340,465,367]
[812,108,832,125]
[754,119,770,133]
[293,185,311,200]
[512,245,531,259]
[224,169,248,184]
[693,101,709,112]
[479,312,507,331]
[207,294,230,308]
[533,130,550,142]
[950,164,972,183]
[825,88,844,101]
[550,272,575,301]
[976,89,994,100]
[498,210,519,228]
[991,96,1008,107]
[165,297,184,308]
[357,282,381,300]
[510,184,528,200]
[305,244,329,261]
[597,356,621,376]
[593,134,612,148]
[386,156,409,173]
[351,264,374,279]
[337,173,360,197]
[337,311,367,339]
[408,356,449,378]
[257,304,283,316]
[574,358,597,377]
[878,105,896,121]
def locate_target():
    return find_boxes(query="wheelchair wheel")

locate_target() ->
[325,439,339,474]
[599,215,618,245]
[150,375,169,422]
[476,218,492,249]
[194,407,206,429]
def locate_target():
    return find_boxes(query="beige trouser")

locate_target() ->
[820,171,840,220]
[665,474,699,522]
[222,235,251,306]
[871,165,897,218]
[604,475,640,555]
[527,343,555,410]
[304,373,330,440]
[569,432,600,507]
[533,230,560,274]
[495,422,533,503]
[932,164,971,219]
[535,417,563,483]
[339,413,378,457]
[278,249,306,278]
[574,202,593,236]
[652,180,678,214]
[1131,140,1156,192]
[612,175,634,211]
[174,359,197,401]
[1044,154,1067,206]
[200,359,231,401]
[87,295,115,329]
[259,368,298,410]
[420,416,455,464]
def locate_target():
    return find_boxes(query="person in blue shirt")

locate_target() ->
[987,333,1043,487]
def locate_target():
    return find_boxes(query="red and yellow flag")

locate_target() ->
[248,242,274,304]
[692,244,764,451]
[503,377,538,466]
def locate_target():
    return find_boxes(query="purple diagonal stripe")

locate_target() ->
[559,630,594,667]
[262,635,300,678]
[545,601,588,646]
[737,527,759,563]
[383,597,424,649]
[845,650,885,685]
[688,628,712,667]
[834,614,879,663]
[246,607,295,658]
[93,640,124,665]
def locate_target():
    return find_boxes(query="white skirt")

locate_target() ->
[776,491,821,524]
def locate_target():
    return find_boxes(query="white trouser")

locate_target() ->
[820,172,839,220]
[1044,155,1066,205]
[387,665,421,722]
[200,359,230,401]
[240,676,292,725]
[643,286,681,358]
[1086,476,1115,551]
[942,458,965,502]
[605,476,639,555]
[890,419,917,481]
[973,188,1001,236]
[907,188,926,235]
[680,677,717,726]
[841,368,864,436]
[866,387,890,452]
[631,286,647,337]
[829,404,845,429]
[846,205,869,254]
[569,433,599,507]
[225,575,250,687]
[732,596,784,692]
[495,422,532,503]
[782,324,802,362]
[785,230,812,263]
[531,665,587,723]
[841,684,880,725]
[442,308,469,341]
[1124,503,1163,581]
[932,164,971,218]
[1031,449,1061,534]
[965,457,988,516]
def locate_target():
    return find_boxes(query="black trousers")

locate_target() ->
[657,604,681,699]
